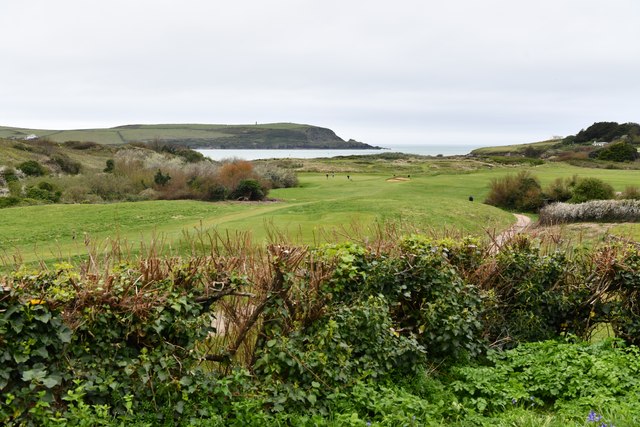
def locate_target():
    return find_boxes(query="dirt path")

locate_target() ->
[489,214,532,254]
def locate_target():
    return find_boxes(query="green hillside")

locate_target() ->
[471,121,640,162]
[0,123,377,149]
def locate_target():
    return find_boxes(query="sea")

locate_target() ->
[196,144,483,161]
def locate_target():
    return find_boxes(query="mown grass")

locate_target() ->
[1,171,514,266]
[4,160,640,266]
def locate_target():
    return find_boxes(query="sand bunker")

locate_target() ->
[386,177,411,182]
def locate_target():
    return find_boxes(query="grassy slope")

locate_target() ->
[0,138,116,173]
[0,123,371,149]
[1,170,515,265]
[470,139,561,155]
[4,153,640,265]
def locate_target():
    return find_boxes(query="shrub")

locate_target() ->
[620,185,640,200]
[569,177,614,203]
[0,263,220,425]
[217,160,257,191]
[539,200,640,224]
[368,241,485,362]
[87,174,137,201]
[254,296,426,411]
[17,160,46,176]
[154,169,172,186]
[595,141,639,162]
[477,239,592,346]
[485,171,543,212]
[230,179,267,201]
[543,177,574,203]
[255,164,299,188]
[0,196,20,208]
[51,153,82,174]
[25,185,61,203]
[103,159,115,173]
[323,239,485,363]
[63,140,99,149]
[0,167,19,184]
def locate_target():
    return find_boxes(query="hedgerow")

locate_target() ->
[2,236,640,424]
[539,199,640,224]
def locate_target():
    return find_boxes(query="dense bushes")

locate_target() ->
[486,173,618,212]
[484,171,543,211]
[0,144,298,207]
[17,160,46,177]
[3,237,640,424]
[593,141,639,162]
[539,200,640,224]
[569,177,615,203]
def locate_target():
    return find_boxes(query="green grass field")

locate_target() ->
[1,170,515,266]
[3,161,640,267]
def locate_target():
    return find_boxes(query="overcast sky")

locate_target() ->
[1,0,639,146]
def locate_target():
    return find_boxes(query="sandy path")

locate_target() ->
[489,214,532,254]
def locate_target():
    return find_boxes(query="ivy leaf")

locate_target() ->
[22,367,46,382]
[307,393,317,405]
[58,327,72,343]
[34,311,52,324]
[42,374,61,389]
[33,346,49,358]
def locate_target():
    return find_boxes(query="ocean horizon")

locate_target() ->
[197,144,484,161]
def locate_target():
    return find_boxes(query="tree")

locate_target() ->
[596,142,639,162]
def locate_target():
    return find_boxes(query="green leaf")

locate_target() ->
[58,327,72,343]
[33,346,49,358]
[22,367,46,382]
[34,311,52,324]
[42,374,61,389]
[307,393,317,405]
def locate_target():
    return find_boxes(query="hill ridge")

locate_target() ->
[0,123,377,149]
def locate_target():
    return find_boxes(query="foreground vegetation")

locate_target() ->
[2,233,640,425]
